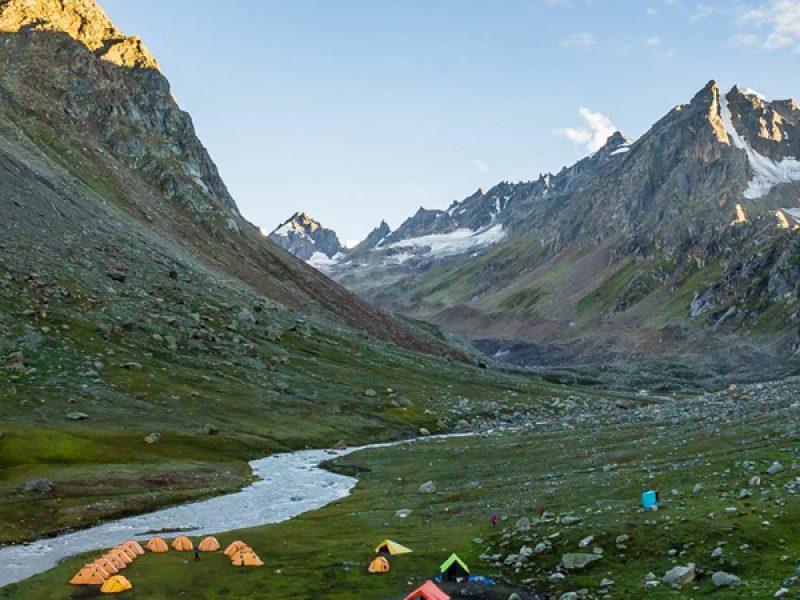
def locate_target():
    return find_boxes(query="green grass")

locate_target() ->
[6,386,800,598]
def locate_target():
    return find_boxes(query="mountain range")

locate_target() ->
[273,82,800,383]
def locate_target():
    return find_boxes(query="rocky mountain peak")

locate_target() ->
[269,212,343,260]
[0,0,158,69]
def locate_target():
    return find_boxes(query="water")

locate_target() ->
[0,435,466,587]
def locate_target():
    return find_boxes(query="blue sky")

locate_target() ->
[100,0,800,243]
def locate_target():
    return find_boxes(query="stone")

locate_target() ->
[562,553,601,570]
[775,588,789,598]
[419,427,430,436]
[144,432,161,444]
[767,462,784,475]
[419,480,437,494]
[121,362,143,371]
[66,411,89,420]
[515,517,531,532]
[201,423,219,435]
[579,535,594,548]
[711,547,723,558]
[107,270,127,283]
[559,593,579,600]
[364,388,377,397]
[24,478,54,493]
[600,578,614,587]
[395,509,412,518]
[662,563,695,586]
[712,571,741,588]
[334,440,347,450]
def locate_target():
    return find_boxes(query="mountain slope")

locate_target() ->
[0,0,513,545]
[291,82,800,382]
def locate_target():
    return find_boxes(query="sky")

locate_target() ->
[100,0,800,244]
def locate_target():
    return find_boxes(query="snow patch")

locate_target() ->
[719,92,800,199]
[609,146,631,156]
[388,224,506,259]
[307,252,341,270]
[782,207,800,222]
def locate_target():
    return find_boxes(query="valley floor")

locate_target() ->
[3,378,800,599]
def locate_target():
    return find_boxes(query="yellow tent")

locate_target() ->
[101,575,133,594]
[146,537,169,553]
[70,563,109,585]
[92,558,119,575]
[231,549,264,567]
[375,539,413,555]
[122,540,145,556]
[198,536,221,552]
[368,556,390,573]
[172,536,193,551]
[103,553,127,570]
[224,540,248,557]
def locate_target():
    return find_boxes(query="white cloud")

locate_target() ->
[471,159,491,173]
[690,3,717,22]
[555,108,618,154]
[647,36,661,46]
[560,32,597,49]
[740,0,800,52]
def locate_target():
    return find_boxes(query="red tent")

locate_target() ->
[403,580,450,600]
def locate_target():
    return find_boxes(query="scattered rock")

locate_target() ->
[121,362,143,371]
[144,432,161,445]
[562,553,601,570]
[364,388,377,397]
[419,427,430,436]
[24,479,54,494]
[66,411,89,420]
[712,571,741,588]
[767,462,784,475]
[107,270,127,283]
[419,481,437,494]
[662,563,696,587]
[395,509,413,518]
[200,423,219,435]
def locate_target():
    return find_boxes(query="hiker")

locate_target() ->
[194,547,200,561]
[491,513,497,527]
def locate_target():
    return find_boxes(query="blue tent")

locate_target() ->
[642,490,658,509]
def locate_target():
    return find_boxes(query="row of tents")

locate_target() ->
[69,539,145,593]
[69,536,263,592]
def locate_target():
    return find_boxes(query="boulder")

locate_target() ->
[419,480,437,494]
[712,571,741,588]
[662,563,696,586]
[201,423,219,435]
[66,411,89,420]
[144,432,161,444]
[562,553,601,570]
[24,478,54,494]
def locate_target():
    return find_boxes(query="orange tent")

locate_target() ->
[172,536,193,551]
[103,553,127,570]
[70,563,109,585]
[198,536,221,552]
[92,558,119,575]
[114,546,138,561]
[403,581,450,600]
[109,550,132,565]
[224,540,248,557]
[368,556,390,573]
[122,540,145,556]
[231,549,264,567]
[146,536,169,553]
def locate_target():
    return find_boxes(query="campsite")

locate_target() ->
[5,379,800,598]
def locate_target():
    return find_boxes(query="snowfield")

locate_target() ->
[387,224,506,259]
[720,92,800,199]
